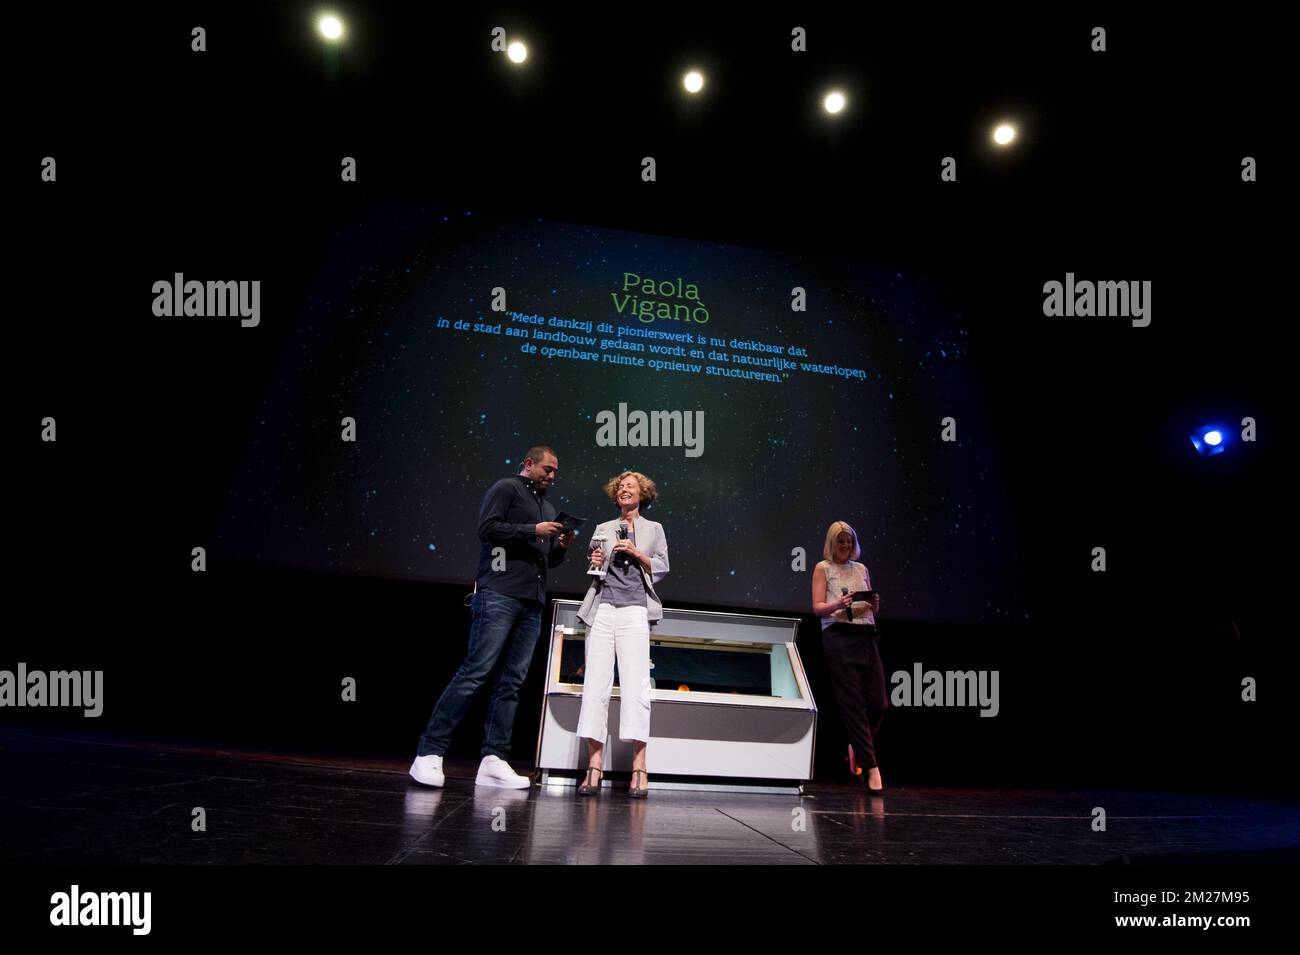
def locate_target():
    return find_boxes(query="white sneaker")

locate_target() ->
[409,754,445,787]
[475,755,532,789]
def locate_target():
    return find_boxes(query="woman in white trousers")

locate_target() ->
[574,471,669,798]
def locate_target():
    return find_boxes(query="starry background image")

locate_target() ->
[214,202,1022,623]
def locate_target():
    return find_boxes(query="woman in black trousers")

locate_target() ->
[811,520,887,792]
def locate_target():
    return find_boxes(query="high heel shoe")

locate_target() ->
[577,766,603,795]
[628,768,649,799]
[864,768,884,794]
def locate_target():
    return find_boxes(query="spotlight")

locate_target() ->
[993,123,1016,146]
[1190,425,1229,457]
[683,70,704,94]
[507,41,528,64]
[823,90,846,115]
[317,14,344,42]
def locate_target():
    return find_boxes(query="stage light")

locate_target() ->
[507,41,528,64]
[1190,425,1229,456]
[993,123,1017,146]
[823,90,846,115]
[317,14,344,42]
[683,70,704,94]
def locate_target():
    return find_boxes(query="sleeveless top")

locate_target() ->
[820,559,875,629]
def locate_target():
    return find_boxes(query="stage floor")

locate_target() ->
[3,730,1298,865]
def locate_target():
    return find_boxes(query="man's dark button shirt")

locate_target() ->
[475,475,569,602]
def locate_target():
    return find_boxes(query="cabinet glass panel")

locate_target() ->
[555,629,805,702]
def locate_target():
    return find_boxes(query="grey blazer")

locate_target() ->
[576,516,670,627]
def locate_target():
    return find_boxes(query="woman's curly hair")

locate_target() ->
[603,470,658,509]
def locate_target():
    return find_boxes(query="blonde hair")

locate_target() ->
[604,471,658,508]
[822,521,861,562]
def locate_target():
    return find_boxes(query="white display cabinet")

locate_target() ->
[535,599,817,793]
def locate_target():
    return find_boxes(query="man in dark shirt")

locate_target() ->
[411,445,573,788]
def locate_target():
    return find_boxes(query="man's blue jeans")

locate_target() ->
[417,588,544,760]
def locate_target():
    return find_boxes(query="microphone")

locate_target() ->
[615,522,630,568]
[842,587,853,621]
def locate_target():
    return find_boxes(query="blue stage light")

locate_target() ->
[1190,425,1228,456]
